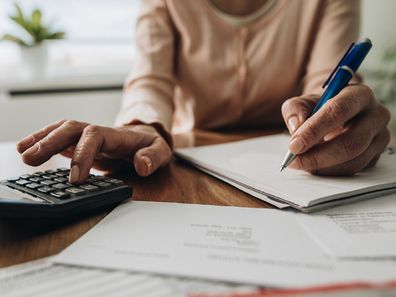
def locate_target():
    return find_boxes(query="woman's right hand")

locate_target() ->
[16,120,173,184]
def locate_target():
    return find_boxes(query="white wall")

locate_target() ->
[361,0,396,70]
[0,91,122,142]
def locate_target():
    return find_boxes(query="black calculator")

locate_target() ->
[0,168,132,220]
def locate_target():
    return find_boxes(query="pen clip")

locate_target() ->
[322,42,355,89]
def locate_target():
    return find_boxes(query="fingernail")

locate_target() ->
[141,156,153,174]
[22,143,39,156]
[289,137,305,154]
[287,116,299,134]
[69,165,80,184]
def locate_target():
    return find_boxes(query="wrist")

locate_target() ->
[124,121,174,150]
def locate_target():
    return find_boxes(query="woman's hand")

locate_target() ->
[281,84,391,175]
[16,120,173,183]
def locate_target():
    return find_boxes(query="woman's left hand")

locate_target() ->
[281,84,391,175]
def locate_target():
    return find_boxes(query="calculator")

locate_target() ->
[0,168,132,220]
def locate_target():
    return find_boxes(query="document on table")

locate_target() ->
[297,193,396,259]
[176,135,396,211]
[0,258,257,297]
[55,201,396,288]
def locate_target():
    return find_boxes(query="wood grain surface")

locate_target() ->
[0,129,280,268]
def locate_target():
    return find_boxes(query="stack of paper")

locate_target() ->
[175,135,396,212]
[55,201,396,288]
[0,258,257,297]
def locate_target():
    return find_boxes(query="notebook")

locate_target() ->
[175,134,396,212]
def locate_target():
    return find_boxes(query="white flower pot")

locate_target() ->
[20,43,48,76]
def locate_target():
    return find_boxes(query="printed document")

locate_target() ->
[297,193,396,259]
[0,258,257,297]
[55,201,396,288]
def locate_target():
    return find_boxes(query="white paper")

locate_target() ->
[297,193,396,259]
[0,184,44,203]
[176,135,396,209]
[55,201,396,288]
[196,164,289,209]
[0,258,257,297]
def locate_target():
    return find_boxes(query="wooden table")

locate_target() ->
[0,129,275,268]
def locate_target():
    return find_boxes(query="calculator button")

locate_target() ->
[32,172,44,177]
[26,183,41,189]
[38,186,54,193]
[57,168,69,172]
[93,181,112,188]
[50,191,70,199]
[41,180,57,186]
[66,187,86,195]
[107,178,123,185]
[20,174,31,179]
[16,179,30,186]
[54,177,68,183]
[43,174,57,180]
[44,170,57,174]
[53,183,71,190]
[7,177,19,182]
[80,184,99,191]
[93,176,107,181]
[29,177,43,183]
[55,172,67,177]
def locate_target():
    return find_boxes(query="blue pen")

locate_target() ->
[280,38,372,171]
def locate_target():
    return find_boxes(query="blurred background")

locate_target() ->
[0,0,395,142]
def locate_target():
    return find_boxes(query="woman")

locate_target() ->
[17,0,391,184]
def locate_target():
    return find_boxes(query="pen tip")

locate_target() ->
[280,166,285,172]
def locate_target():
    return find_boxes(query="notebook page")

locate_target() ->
[176,135,396,207]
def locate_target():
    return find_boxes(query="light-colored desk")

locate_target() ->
[0,129,274,268]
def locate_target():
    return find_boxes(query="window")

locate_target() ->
[0,0,139,86]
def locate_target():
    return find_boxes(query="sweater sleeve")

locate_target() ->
[115,0,176,135]
[303,0,361,95]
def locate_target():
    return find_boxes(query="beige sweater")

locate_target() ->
[115,0,360,135]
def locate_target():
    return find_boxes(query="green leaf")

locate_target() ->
[385,52,396,62]
[1,33,29,46]
[10,15,25,28]
[46,31,65,40]
[5,3,65,45]
[14,3,26,24]
[32,9,42,28]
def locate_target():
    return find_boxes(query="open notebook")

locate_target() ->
[175,134,396,212]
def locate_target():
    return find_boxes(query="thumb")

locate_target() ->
[281,95,319,135]
[133,136,172,177]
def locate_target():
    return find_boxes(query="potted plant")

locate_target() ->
[364,47,396,141]
[1,3,65,75]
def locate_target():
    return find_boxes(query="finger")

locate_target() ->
[134,136,172,177]
[69,126,105,183]
[17,119,67,154]
[281,95,318,135]
[69,125,156,183]
[60,146,75,159]
[289,84,376,155]
[312,129,390,176]
[365,153,381,169]
[291,111,381,171]
[21,120,89,166]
